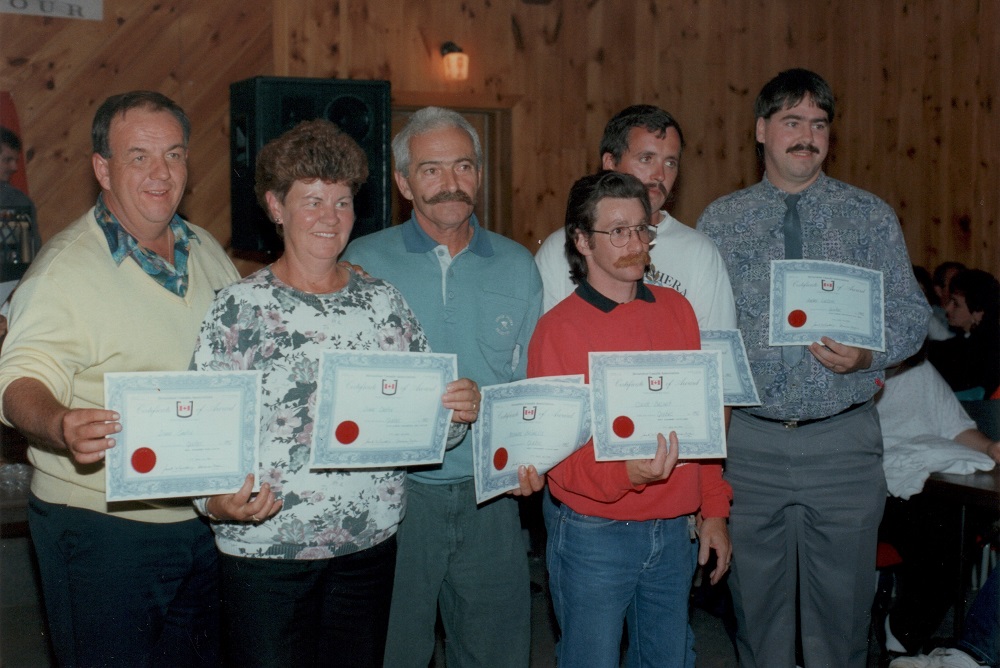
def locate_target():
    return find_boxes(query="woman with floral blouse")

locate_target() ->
[191,119,479,667]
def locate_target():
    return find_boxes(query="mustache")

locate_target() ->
[614,251,650,269]
[425,190,474,205]
[645,181,668,199]
[787,143,820,155]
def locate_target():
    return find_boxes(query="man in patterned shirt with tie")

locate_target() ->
[697,68,929,668]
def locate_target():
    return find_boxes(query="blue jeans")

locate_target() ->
[542,490,697,668]
[27,493,220,668]
[958,565,1000,667]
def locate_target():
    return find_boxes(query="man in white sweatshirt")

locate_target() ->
[534,104,736,329]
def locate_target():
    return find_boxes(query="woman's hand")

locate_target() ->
[444,377,480,423]
[205,474,283,523]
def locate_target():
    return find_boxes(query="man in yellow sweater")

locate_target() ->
[0,91,238,667]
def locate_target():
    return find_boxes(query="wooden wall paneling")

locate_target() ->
[863,1,902,241]
[273,1,338,77]
[934,2,965,263]
[173,2,274,249]
[836,1,881,194]
[891,1,929,263]
[1,0,997,274]
[922,1,952,267]
[974,1,998,272]
[718,1,761,201]
[944,0,979,265]
[512,1,587,248]
[668,0,736,224]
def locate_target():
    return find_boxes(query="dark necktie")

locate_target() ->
[782,194,804,366]
[783,194,802,260]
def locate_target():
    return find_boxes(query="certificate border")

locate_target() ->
[769,260,886,351]
[311,350,456,468]
[472,379,591,504]
[104,371,262,502]
[700,329,761,406]
[589,350,726,460]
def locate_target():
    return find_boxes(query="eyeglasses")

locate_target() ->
[590,224,656,248]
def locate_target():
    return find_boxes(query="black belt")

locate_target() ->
[746,401,869,429]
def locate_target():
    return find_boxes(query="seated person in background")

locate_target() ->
[0,126,42,261]
[889,565,1000,668]
[928,268,1000,399]
[876,348,999,658]
[914,265,953,341]
[931,261,967,340]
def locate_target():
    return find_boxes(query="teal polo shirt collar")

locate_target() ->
[400,213,495,257]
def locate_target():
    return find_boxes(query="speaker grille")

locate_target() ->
[229,77,391,258]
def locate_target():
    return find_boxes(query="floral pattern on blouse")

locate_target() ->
[192,267,428,560]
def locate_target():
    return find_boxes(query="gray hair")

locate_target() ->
[391,106,483,176]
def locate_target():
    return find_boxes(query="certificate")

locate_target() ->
[311,350,457,468]
[700,329,761,406]
[104,371,262,502]
[589,351,726,461]
[472,377,592,504]
[769,260,886,351]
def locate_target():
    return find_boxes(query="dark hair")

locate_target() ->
[92,91,191,158]
[598,105,685,164]
[254,119,369,223]
[564,170,651,285]
[949,269,1000,334]
[754,68,835,122]
[0,126,21,152]
[933,260,967,289]
[912,265,936,306]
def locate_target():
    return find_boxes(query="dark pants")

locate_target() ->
[219,535,397,668]
[27,493,220,668]
[726,403,887,668]
[880,495,961,653]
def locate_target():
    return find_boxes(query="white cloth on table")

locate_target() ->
[881,435,995,500]
[877,360,995,499]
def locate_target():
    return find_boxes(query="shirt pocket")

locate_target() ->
[476,289,532,382]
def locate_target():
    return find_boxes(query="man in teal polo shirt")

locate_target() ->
[343,106,543,667]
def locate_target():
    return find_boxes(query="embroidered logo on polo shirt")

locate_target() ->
[495,314,514,336]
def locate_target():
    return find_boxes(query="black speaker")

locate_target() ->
[229,76,392,258]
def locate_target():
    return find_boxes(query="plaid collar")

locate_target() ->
[94,194,199,297]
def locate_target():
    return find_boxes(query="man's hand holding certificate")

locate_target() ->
[104,371,262,502]
[589,351,726,461]
[770,259,886,351]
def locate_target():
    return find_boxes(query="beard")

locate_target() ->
[614,251,650,269]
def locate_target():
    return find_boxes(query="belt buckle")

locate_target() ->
[780,419,800,429]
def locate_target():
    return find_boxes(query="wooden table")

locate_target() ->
[923,467,999,636]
